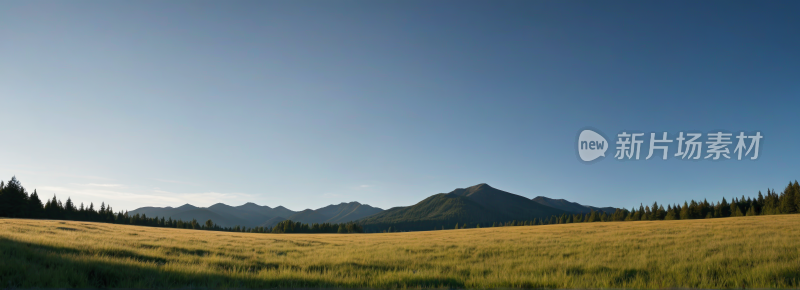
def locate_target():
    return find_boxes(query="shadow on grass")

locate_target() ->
[0,238,465,289]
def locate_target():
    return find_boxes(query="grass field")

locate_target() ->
[1,215,799,289]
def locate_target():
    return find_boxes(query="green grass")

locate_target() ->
[1,215,799,288]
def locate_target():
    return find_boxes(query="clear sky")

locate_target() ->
[1,1,798,212]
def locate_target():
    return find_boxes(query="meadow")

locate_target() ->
[1,215,799,289]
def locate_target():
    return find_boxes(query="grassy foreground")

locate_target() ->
[1,215,799,289]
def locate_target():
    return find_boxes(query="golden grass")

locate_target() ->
[1,215,799,288]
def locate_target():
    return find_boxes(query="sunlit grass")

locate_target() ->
[1,215,799,288]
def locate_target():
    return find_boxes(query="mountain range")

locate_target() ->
[130,201,383,228]
[130,183,615,231]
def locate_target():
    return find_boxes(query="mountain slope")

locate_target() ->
[258,216,287,228]
[315,202,384,224]
[168,209,249,228]
[128,206,181,218]
[532,196,616,214]
[286,209,330,225]
[358,183,567,231]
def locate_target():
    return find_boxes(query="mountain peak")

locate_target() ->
[467,183,492,190]
[209,203,232,208]
[449,183,497,197]
[237,202,271,210]
[177,204,197,210]
[534,196,566,202]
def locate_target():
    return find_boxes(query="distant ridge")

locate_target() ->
[532,196,616,214]
[129,201,383,229]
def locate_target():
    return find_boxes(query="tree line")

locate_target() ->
[423,180,800,231]
[0,176,362,234]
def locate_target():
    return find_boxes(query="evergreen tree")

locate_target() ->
[680,202,691,219]
[28,189,44,218]
[0,176,29,218]
[638,204,645,219]
[730,202,743,217]
[64,197,75,219]
[650,202,660,220]
[746,203,756,216]
[720,197,730,217]
[794,181,800,212]
[664,205,677,220]
[630,209,640,221]
[655,204,666,220]
[781,182,797,214]
[689,200,701,219]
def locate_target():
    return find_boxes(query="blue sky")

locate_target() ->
[1,1,798,212]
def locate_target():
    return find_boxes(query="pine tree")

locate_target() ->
[28,189,44,218]
[587,210,599,222]
[734,204,744,216]
[746,203,756,216]
[680,202,691,219]
[781,182,797,214]
[720,197,730,217]
[651,202,660,220]
[794,181,800,212]
[656,204,666,220]
[0,176,29,218]
[664,205,677,220]
[65,197,75,219]
[638,204,645,219]
[689,200,701,219]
